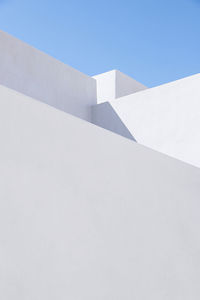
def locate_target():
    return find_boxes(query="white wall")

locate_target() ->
[115,70,147,98]
[1,84,200,299]
[91,102,135,140]
[0,30,96,122]
[93,70,116,103]
[93,73,200,167]
[93,70,146,103]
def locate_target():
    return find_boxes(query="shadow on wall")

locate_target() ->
[91,102,136,141]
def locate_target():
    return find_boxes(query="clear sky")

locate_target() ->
[0,0,200,87]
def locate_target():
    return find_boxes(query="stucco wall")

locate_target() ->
[1,84,200,299]
[91,101,135,140]
[0,30,96,122]
[93,73,200,167]
[93,70,146,103]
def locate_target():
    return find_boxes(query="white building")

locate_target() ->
[0,30,200,300]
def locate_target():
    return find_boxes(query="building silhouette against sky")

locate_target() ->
[0,30,200,300]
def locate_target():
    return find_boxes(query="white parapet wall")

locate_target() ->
[92,73,200,167]
[93,69,147,103]
[0,30,96,122]
[1,84,200,299]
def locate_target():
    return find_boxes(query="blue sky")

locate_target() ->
[0,0,200,87]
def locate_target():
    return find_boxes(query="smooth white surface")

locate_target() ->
[94,74,200,167]
[115,70,147,98]
[91,102,135,140]
[1,84,200,299]
[0,30,96,122]
[93,70,146,103]
[93,70,116,103]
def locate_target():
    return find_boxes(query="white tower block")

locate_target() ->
[93,69,147,103]
[0,30,96,122]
